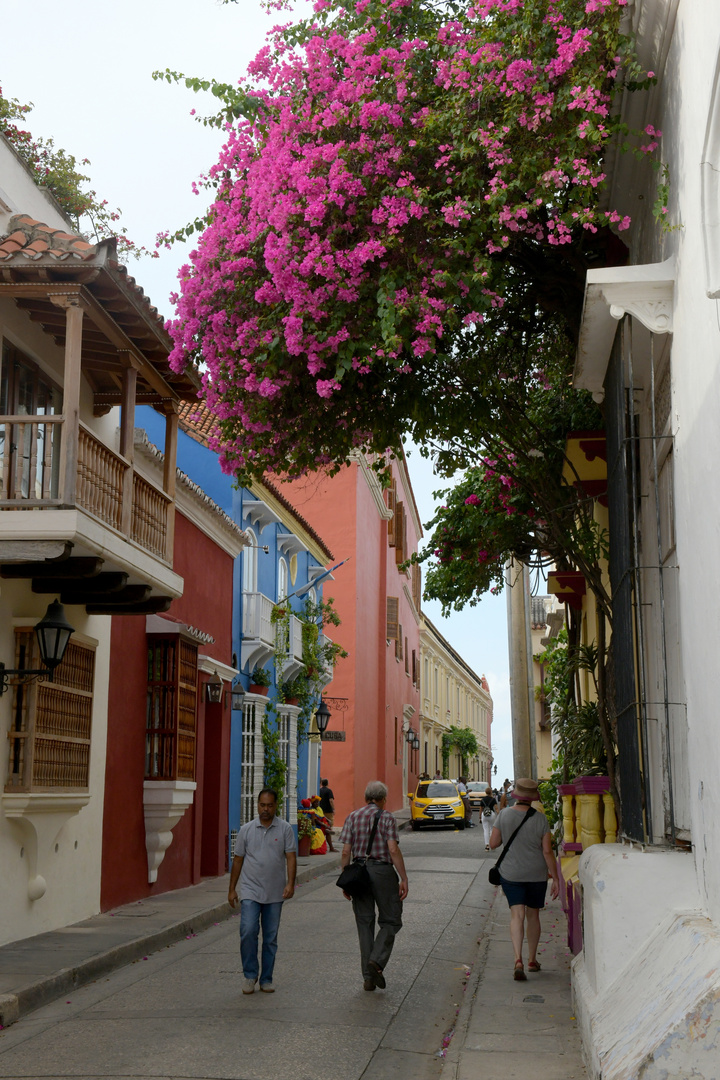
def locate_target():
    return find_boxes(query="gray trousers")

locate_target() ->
[351,860,403,978]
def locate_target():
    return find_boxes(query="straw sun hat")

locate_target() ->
[512,778,540,802]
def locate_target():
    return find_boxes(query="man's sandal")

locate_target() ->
[513,961,527,981]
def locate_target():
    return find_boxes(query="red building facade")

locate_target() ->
[100,454,245,910]
[281,454,422,822]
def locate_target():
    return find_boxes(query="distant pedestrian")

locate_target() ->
[489,778,559,981]
[339,780,409,991]
[499,778,515,809]
[456,775,474,827]
[319,778,335,825]
[434,769,442,780]
[479,786,499,850]
[228,789,296,994]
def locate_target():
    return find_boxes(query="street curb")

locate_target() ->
[0,857,342,1030]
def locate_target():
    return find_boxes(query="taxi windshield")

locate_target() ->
[416,782,458,799]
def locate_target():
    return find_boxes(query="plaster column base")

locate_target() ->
[143,780,196,884]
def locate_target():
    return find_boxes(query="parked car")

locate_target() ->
[465,782,488,810]
[408,780,466,831]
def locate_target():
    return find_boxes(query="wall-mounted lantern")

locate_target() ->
[206,670,223,704]
[315,699,331,734]
[231,684,246,711]
[0,600,74,695]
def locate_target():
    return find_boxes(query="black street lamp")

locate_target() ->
[405,727,416,745]
[1,600,74,695]
[315,699,331,734]
[231,684,246,711]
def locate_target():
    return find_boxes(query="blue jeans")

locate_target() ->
[240,900,283,985]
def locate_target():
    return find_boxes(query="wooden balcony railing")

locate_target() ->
[77,423,125,531]
[132,472,170,559]
[0,415,63,504]
[0,415,172,563]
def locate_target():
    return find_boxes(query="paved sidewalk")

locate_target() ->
[0,849,342,1029]
[447,888,587,1080]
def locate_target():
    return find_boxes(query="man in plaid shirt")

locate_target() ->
[338,780,409,991]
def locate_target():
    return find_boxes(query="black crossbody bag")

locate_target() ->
[336,807,384,898]
[488,807,536,885]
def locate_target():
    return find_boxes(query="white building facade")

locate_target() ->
[571,2,720,1075]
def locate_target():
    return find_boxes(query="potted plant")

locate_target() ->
[249,665,271,696]
[297,810,315,857]
[281,676,304,706]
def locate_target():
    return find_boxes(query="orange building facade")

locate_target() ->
[281,454,422,822]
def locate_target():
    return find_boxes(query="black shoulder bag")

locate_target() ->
[488,807,536,885]
[336,808,384,898]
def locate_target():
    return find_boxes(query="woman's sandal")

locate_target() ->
[513,961,527,981]
[528,960,541,972]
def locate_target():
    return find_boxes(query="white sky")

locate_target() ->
[1,0,513,781]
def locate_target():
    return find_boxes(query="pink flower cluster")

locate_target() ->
[166,0,650,478]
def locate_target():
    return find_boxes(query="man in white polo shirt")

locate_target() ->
[228,788,297,994]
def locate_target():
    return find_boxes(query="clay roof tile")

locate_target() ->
[3,230,27,247]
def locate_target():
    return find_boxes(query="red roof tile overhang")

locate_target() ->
[0,236,200,411]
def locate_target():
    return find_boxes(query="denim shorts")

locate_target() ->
[499,877,548,909]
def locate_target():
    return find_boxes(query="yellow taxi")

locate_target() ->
[408,779,466,831]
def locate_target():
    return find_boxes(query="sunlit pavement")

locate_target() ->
[0,825,585,1080]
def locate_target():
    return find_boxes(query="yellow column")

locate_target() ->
[602,792,617,844]
[561,794,576,844]
[578,793,603,848]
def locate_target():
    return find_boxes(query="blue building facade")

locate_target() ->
[136,404,333,850]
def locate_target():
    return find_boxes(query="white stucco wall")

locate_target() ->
[654,0,720,923]
[0,581,110,945]
[0,136,72,234]
[574,5,720,1076]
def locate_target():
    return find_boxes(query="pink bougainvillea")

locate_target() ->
[165,0,653,483]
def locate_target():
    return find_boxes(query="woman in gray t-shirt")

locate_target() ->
[489,778,559,982]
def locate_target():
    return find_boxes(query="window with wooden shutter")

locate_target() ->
[146,635,198,781]
[5,629,95,793]
[412,649,417,686]
[386,596,399,642]
[395,623,404,661]
[394,500,405,564]
[387,481,397,546]
[404,637,409,674]
[412,562,422,610]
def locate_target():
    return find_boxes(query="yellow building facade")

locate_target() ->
[419,615,492,782]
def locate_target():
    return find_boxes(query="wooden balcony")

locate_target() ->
[0,416,181,612]
[0,226,203,611]
[1,416,172,562]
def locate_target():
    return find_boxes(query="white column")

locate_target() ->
[283,705,300,821]
[253,699,267,803]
